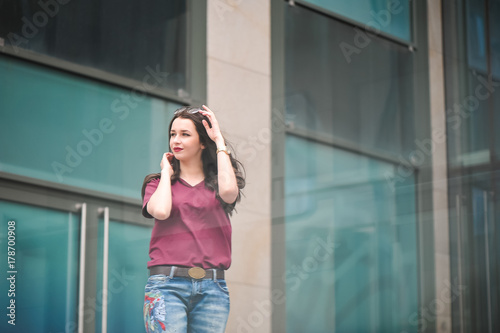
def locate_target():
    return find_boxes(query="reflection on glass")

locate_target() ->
[491,0,500,159]
[447,72,492,167]
[0,56,180,199]
[446,0,497,167]
[95,219,152,333]
[0,0,187,91]
[0,200,79,332]
[285,136,418,332]
[285,4,415,157]
[466,0,488,74]
[300,0,412,41]
[448,171,499,333]
[490,0,500,80]
[445,1,500,331]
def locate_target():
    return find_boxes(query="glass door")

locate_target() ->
[0,199,84,333]
[468,174,497,333]
[449,171,499,333]
[0,177,152,333]
[284,136,419,333]
[94,207,152,333]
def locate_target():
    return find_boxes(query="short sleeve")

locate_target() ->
[142,178,160,218]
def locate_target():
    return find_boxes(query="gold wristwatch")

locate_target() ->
[216,146,231,155]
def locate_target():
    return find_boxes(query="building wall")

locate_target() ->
[427,0,452,332]
[0,1,499,332]
[206,1,272,332]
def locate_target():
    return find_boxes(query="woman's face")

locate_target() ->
[169,117,205,161]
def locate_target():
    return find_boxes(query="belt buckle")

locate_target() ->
[188,267,206,279]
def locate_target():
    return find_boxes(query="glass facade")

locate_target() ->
[0,200,79,332]
[283,2,421,332]
[0,0,187,93]
[1,0,499,331]
[285,136,417,332]
[0,2,198,332]
[0,56,178,200]
[284,4,415,157]
[444,0,500,332]
[300,0,412,41]
[0,54,177,331]
[95,219,152,333]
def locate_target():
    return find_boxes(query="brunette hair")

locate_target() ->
[141,106,245,216]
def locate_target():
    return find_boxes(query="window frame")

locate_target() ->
[0,1,206,106]
[272,0,434,332]
[288,0,417,49]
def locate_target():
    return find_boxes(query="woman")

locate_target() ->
[141,105,245,333]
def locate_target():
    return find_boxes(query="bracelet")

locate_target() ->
[216,146,231,155]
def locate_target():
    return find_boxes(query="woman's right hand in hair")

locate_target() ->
[148,152,174,220]
[161,152,174,177]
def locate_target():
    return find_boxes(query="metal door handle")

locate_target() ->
[76,203,87,333]
[98,207,110,333]
[455,195,465,333]
[483,192,492,333]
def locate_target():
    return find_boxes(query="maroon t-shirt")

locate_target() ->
[142,177,232,270]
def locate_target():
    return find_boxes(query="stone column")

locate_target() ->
[207,1,272,332]
[428,0,452,332]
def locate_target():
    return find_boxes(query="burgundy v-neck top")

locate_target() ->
[142,177,232,270]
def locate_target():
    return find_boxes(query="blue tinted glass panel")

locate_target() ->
[285,4,415,157]
[0,56,179,199]
[95,219,152,333]
[490,0,500,159]
[0,200,79,332]
[446,0,494,167]
[0,0,187,92]
[302,0,411,41]
[466,0,488,73]
[285,135,418,332]
[495,82,500,159]
[490,0,500,80]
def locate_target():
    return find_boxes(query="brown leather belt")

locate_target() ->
[149,265,225,280]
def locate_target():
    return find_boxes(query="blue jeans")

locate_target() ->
[143,269,230,333]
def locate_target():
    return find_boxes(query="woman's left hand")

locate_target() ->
[200,105,224,145]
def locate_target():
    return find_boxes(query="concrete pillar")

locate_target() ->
[206,1,272,332]
[427,0,452,332]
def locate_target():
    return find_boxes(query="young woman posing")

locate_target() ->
[141,105,245,333]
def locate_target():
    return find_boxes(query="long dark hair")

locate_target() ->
[141,106,246,216]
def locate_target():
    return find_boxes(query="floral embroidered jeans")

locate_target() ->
[143,272,230,333]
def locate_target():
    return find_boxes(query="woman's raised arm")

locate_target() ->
[198,105,239,204]
[147,153,174,220]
